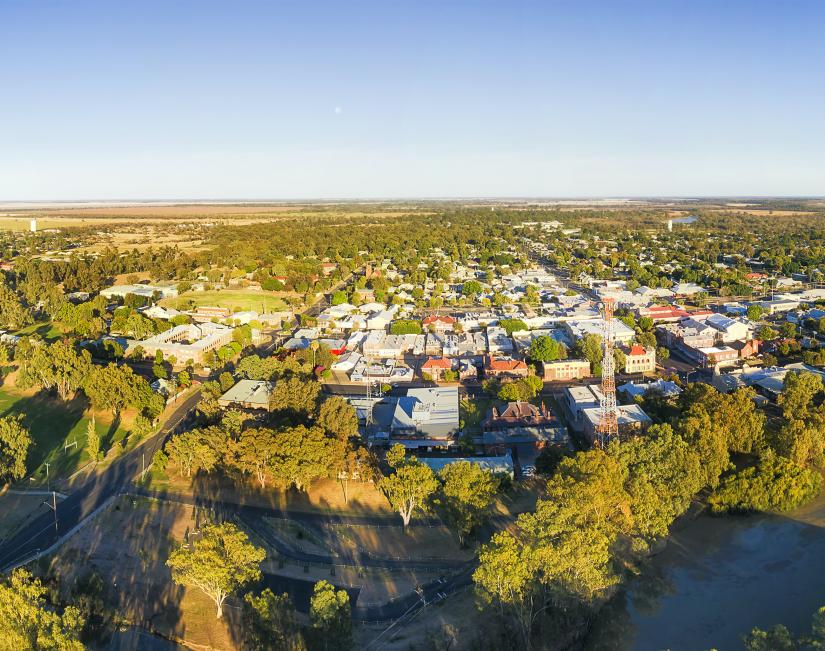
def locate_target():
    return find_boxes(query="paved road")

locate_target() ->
[0,389,202,572]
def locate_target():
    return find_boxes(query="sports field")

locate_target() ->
[160,289,289,313]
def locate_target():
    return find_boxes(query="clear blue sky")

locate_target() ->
[1,0,823,199]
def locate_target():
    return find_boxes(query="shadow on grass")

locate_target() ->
[1,390,89,480]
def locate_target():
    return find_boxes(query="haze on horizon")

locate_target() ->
[1,0,823,200]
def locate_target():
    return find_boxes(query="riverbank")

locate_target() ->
[585,491,825,650]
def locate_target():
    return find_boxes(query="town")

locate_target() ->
[2,200,825,649]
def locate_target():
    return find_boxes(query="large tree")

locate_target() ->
[269,425,333,491]
[438,461,499,544]
[0,415,32,483]
[232,427,279,489]
[379,445,439,528]
[17,340,92,401]
[164,429,220,478]
[270,377,321,415]
[309,580,352,651]
[167,522,265,619]
[242,589,306,651]
[317,397,359,442]
[528,335,567,363]
[0,568,84,650]
[0,282,32,330]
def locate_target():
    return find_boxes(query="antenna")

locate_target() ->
[597,297,619,446]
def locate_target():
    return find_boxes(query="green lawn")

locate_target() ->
[12,321,63,342]
[159,289,288,314]
[0,388,130,484]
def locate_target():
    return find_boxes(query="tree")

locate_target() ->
[0,568,84,650]
[528,335,567,363]
[242,589,306,651]
[778,372,824,421]
[17,340,92,401]
[497,319,528,336]
[0,282,32,330]
[270,377,321,415]
[380,445,439,527]
[611,424,703,541]
[676,405,730,489]
[317,397,358,442]
[575,333,604,373]
[473,531,539,650]
[746,304,764,321]
[85,417,100,464]
[438,461,498,543]
[389,320,422,335]
[334,446,378,503]
[233,428,279,489]
[167,522,266,619]
[269,425,334,491]
[756,325,779,341]
[708,451,822,514]
[309,580,351,651]
[164,429,220,478]
[83,363,142,417]
[0,415,32,484]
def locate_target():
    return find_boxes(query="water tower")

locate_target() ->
[30,218,38,233]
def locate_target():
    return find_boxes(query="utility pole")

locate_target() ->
[44,491,58,535]
[45,462,50,493]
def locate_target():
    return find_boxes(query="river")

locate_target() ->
[585,493,825,650]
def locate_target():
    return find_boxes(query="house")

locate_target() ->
[421,356,454,382]
[542,359,591,382]
[486,327,514,354]
[485,355,529,379]
[731,339,760,359]
[458,359,478,381]
[623,344,656,374]
[481,402,569,452]
[218,379,275,410]
[422,315,456,333]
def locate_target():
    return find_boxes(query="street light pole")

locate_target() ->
[45,463,50,493]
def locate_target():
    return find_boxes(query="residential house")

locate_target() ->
[218,379,275,410]
[485,356,529,379]
[421,356,454,382]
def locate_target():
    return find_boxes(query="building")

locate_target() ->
[623,344,656,374]
[581,404,652,442]
[422,315,456,332]
[485,355,529,379]
[372,387,460,448]
[421,356,454,382]
[563,318,635,344]
[697,346,739,367]
[194,306,231,320]
[563,385,604,429]
[218,379,275,410]
[125,322,235,365]
[542,359,591,382]
[100,284,179,300]
[637,304,690,323]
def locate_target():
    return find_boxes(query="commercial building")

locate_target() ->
[623,344,656,374]
[542,359,591,382]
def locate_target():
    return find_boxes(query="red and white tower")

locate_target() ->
[597,297,619,446]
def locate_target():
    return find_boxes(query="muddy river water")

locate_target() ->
[585,494,825,650]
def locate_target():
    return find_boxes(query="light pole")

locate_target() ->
[44,491,58,535]
[44,462,50,492]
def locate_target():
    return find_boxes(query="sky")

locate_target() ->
[1,0,823,200]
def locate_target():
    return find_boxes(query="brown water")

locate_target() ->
[586,495,825,651]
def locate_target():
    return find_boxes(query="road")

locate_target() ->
[0,389,202,572]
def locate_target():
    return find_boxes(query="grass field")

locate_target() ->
[0,387,131,484]
[160,289,289,313]
[11,321,63,341]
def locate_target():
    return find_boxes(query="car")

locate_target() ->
[521,465,536,478]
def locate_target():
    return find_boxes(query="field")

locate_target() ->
[160,289,289,314]
[11,321,64,341]
[0,386,131,484]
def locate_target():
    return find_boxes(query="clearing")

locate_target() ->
[160,289,288,313]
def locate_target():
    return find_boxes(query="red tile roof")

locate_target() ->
[628,344,648,357]
[422,356,452,369]
[487,356,528,371]
[423,315,456,325]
